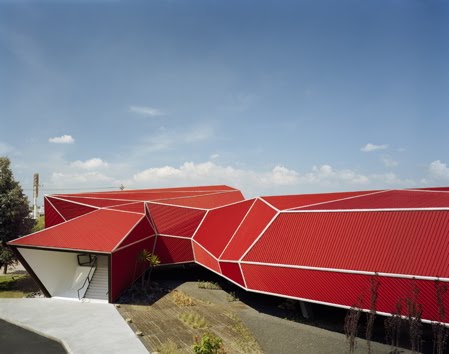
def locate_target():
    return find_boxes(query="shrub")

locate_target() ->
[198,281,221,290]
[193,332,224,354]
[172,290,195,306]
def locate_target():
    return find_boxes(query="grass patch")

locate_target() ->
[179,311,208,329]
[198,280,221,290]
[171,290,195,306]
[158,339,181,354]
[225,312,263,353]
[0,273,38,298]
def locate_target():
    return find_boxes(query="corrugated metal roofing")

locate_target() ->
[157,190,245,209]
[220,199,277,261]
[11,184,449,322]
[153,236,194,264]
[300,189,449,210]
[244,210,449,277]
[147,203,206,237]
[10,209,142,252]
[194,199,254,258]
[46,196,97,220]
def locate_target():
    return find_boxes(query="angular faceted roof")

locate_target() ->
[10,185,244,253]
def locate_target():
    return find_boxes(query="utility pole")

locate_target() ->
[33,173,39,219]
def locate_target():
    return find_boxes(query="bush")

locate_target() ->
[193,332,224,354]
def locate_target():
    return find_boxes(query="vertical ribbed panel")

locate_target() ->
[148,203,206,238]
[219,262,245,287]
[111,236,156,301]
[193,243,221,274]
[44,197,65,227]
[117,216,155,249]
[194,199,253,258]
[241,264,449,322]
[153,236,194,264]
[220,199,277,261]
[48,197,97,221]
[244,211,449,277]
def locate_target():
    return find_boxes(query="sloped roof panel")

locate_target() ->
[220,199,277,261]
[10,209,142,252]
[194,199,254,258]
[153,236,194,264]
[193,243,221,274]
[262,190,380,210]
[158,190,245,209]
[244,210,449,277]
[240,264,446,322]
[47,197,97,220]
[106,202,146,214]
[44,197,65,227]
[300,190,449,210]
[50,196,128,208]
[219,262,245,287]
[147,203,206,237]
[116,216,155,249]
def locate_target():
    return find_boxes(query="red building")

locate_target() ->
[8,185,449,324]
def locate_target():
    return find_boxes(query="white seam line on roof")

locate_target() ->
[239,211,280,262]
[144,204,159,233]
[48,195,101,210]
[285,189,391,211]
[152,190,237,203]
[191,210,209,241]
[405,188,449,194]
[218,199,257,260]
[240,261,449,282]
[258,197,280,212]
[102,201,145,210]
[239,260,249,288]
[46,196,68,221]
[282,207,449,213]
[112,215,146,252]
[113,234,156,253]
[192,239,219,260]
[208,195,250,211]
[157,234,193,240]
[15,244,110,254]
[146,201,207,211]
[52,195,141,204]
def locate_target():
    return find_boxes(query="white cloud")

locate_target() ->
[361,143,388,152]
[48,135,75,144]
[70,158,109,170]
[210,154,220,160]
[50,171,115,187]
[428,160,449,180]
[129,105,165,117]
[381,156,398,168]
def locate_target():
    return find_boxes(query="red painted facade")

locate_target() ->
[9,185,449,323]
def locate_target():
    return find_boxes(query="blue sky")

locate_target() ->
[1,0,449,205]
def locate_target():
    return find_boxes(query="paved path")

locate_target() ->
[0,298,148,354]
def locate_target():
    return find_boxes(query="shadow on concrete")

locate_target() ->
[0,319,66,354]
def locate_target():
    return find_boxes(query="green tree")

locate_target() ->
[0,157,34,273]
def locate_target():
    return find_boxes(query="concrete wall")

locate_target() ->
[18,248,97,299]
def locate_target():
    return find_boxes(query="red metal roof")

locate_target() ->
[262,190,380,210]
[10,185,449,322]
[10,209,142,252]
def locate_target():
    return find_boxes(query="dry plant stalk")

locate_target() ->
[384,300,403,349]
[344,295,364,354]
[432,280,448,354]
[366,275,380,354]
[406,282,423,353]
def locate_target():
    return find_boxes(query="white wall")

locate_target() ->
[18,248,100,299]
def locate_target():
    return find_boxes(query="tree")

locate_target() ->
[0,157,34,273]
